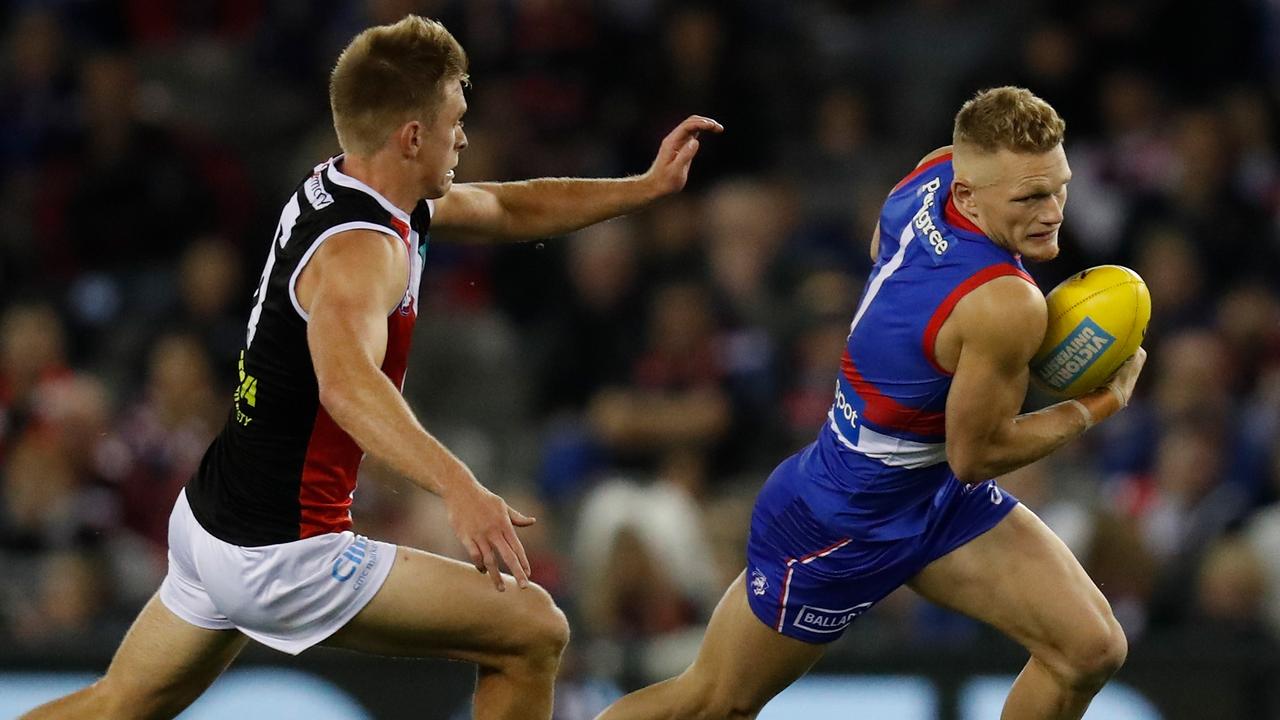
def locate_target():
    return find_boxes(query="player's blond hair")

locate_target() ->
[329,15,469,156]
[953,86,1065,154]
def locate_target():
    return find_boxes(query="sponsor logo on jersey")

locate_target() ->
[751,568,770,596]
[331,535,370,582]
[913,177,950,256]
[1034,317,1115,391]
[832,381,861,429]
[793,602,873,634]
[305,171,334,210]
[233,350,258,426]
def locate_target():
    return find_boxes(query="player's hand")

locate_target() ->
[642,115,723,197]
[443,480,536,592]
[1104,346,1147,408]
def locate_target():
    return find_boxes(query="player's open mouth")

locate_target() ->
[445,169,455,179]
[1028,230,1055,240]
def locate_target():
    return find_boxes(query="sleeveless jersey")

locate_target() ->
[810,153,1035,540]
[186,156,430,546]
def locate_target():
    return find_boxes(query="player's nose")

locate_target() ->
[1042,197,1065,225]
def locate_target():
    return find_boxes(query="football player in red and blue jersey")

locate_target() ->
[598,87,1146,720]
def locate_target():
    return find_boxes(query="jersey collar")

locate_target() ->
[325,155,414,226]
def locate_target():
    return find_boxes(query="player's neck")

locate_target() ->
[951,199,1015,252]
[338,153,420,215]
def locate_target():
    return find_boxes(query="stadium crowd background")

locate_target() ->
[1,0,1279,708]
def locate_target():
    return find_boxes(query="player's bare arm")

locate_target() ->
[431,115,723,242]
[297,229,533,591]
[941,276,1145,482]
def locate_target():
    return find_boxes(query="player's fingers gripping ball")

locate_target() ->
[1029,265,1151,403]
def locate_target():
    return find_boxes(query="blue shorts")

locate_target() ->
[745,442,1018,643]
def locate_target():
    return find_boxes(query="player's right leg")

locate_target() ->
[322,546,571,720]
[20,594,248,720]
[907,504,1127,720]
[595,571,824,720]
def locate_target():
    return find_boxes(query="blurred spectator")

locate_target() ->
[1,374,117,552]
[1064,69,1173,260]
[0,303,71,461]
[7,549,114,647]
[96,334,222,549]
[589,280,730,481]
[1133,424,1252,630]
[1216,283,1280,397]
[174,235,248,374]
[34,52,212,278]
[0,9,75,170]
[537,220,644,416]
[780,270,860,450]
[636,193,706,288]
[1195,534,1268,640]
[574,468,721,684]
[1132,225,1210,345]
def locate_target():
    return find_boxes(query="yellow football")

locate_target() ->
[1029,265,1150,402]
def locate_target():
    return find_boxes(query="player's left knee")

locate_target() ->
[511,583,571,669]
[1063,615,1127,691]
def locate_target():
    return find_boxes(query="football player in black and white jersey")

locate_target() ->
[24,15,721,720]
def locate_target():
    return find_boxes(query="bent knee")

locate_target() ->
[1048,616,1127,691]
[510,583,570,663]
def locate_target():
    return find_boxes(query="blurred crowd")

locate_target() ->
[2,0,1280,709]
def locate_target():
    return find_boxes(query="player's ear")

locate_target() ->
[396,120,422,158]
[951,179,977,215]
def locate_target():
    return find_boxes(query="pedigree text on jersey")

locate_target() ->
[913,177,950,256]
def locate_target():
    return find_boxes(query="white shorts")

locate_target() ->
[158,490,396,655]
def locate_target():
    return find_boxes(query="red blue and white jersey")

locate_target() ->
[810,153,1035,538]
[744,153,1029,641]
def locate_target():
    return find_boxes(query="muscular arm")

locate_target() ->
[431,115,722,243]
[944,276,1126,483]
[298,230,532,588]
[300,230,472,497]
[430,177,659,243]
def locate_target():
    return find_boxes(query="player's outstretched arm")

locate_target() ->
[943,276,1145,483]
[298,230,534,591]
[430,115,723,243]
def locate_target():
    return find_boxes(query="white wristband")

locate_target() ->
[1105,382,1128,410]
[1068,398,1094,430]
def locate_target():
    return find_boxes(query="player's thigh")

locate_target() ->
[907,504,1118,661]
[100,594,248,717]
[323,546,567,666]
[682,572,825,710]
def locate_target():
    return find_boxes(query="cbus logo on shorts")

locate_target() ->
[1034,317,1115,391]
[331,535,370,583]
[793,602,873,634]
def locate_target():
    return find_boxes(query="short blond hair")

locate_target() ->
[330,15,469,156]
[953,86,1065,154]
